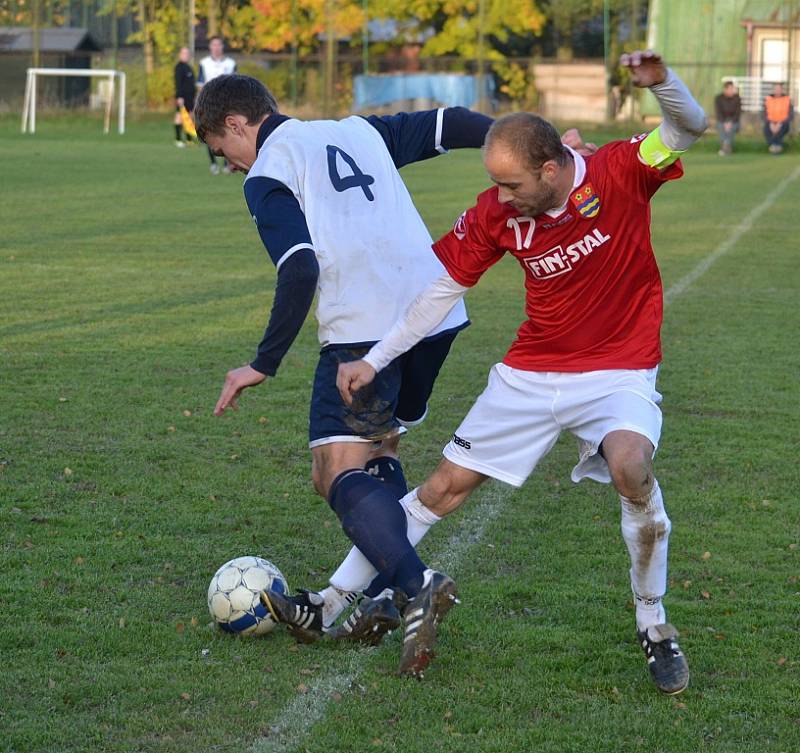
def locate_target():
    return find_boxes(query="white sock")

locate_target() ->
[318,586,358,628]
[619,479,670,631]
[326,486,441,597]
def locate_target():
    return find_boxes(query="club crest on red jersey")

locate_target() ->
[570,183,600,219]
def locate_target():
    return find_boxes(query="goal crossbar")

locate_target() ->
[21,68,127,135]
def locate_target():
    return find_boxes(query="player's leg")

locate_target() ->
[565,368,688,694]
[207,145,220,173]
[337,333,457,600]
[318,335,461,636]
[263,347,438,644]
[174,108,184,146]
[396,363,560,677]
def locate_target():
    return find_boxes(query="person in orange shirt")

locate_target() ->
[763,82,794,154]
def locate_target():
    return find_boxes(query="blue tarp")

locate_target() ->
[353,73,494,110]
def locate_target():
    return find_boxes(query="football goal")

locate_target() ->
[21,68,127,135]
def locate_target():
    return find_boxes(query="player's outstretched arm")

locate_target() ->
[621,50,707,165]
[336,272,468,405]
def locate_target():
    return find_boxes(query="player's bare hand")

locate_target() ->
[561,128,598,157]
[336,360,376,406]
[214,365,266,416]
[620,50,667,88]
[177,97,185,107]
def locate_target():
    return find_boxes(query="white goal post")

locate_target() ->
[21,68,127,135]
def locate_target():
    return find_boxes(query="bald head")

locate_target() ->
[485,112,570,172]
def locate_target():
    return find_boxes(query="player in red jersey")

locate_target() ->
[336,51,707,691]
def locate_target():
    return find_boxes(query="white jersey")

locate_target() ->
[247,116,468,347]
[198,55,236,84]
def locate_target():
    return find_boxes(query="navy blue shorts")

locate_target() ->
[308,330,459,447]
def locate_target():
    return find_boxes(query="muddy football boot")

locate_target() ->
[637,623,690,695]
[398,569,459,680]
[327,588,403,646]
[260,588,325,644]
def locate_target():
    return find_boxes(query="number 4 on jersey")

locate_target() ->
[326,145,375,201]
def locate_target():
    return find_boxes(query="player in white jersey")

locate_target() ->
[197,36,237,173]
[194,74,492,677]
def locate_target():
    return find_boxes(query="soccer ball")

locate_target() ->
[207,555,289,636]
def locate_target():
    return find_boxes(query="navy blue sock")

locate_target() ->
[364,456,408,498]
[362,458,416,598]
[328,469,426,598]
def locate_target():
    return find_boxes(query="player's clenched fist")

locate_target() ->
[620,49,667,88]
[336,360,377,406]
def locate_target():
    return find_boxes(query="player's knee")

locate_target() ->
[607,443,654,500]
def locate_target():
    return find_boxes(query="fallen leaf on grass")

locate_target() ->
[701,591,711,600]
[63,468,73,477]
[176,622,185,634]
[182,410,192,417]
[296,683,309,693]
[180,692,190,701]
[777,657,787,666]
[701,551,711,560]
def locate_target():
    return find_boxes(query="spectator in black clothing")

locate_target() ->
[714,80,741,156]
[174,47,197,147]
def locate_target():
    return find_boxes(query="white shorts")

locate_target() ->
[443,363,663,488]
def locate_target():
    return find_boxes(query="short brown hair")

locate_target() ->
[194,74,279,141]
[485,112,569,170]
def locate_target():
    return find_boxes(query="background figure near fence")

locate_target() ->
[763,83,794,154]
[714,80,741,156]
[197,37,237,172]
[174,47,197,148]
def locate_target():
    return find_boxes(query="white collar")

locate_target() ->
[543,144,586,218]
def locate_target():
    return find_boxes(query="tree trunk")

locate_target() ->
[208,0,218,38]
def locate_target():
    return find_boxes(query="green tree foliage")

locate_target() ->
[371,0,546,60]
[243,0,366,54]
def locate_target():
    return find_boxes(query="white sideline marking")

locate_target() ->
[664,164,800,307]
[250,165,800,752]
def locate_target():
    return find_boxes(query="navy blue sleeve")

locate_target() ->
[243,176,318,376]
[244,176,314,267]
[364,107,493,169]
[250,249,319,376]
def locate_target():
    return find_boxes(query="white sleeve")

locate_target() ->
[363,273,468,373]
[649,68,708,151]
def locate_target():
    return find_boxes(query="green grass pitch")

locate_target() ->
[1,114,798,753]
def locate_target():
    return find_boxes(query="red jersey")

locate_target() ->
[432,137,683,372]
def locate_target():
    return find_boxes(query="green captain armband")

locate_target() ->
[639,127,685,169]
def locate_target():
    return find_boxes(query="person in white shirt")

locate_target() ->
[194,73,492,677]
[197,36,237,173]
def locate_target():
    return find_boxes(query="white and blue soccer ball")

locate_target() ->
[207,555,289,636]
